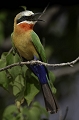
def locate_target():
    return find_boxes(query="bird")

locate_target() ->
[11,9,59,114]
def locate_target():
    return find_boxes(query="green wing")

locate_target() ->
[31,31,47,63]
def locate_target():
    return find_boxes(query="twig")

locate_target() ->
[0,57,79,72]
[38,2,50,19]
[62,106,69,120]
[53,62,79,78]
[59,106,69,120]
[6,47,13,56]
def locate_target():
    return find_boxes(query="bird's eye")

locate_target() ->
[16,15,33,24]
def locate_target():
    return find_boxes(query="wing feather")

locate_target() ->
[31,31,47,62]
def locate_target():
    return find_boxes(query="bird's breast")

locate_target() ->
[12,31,39,60]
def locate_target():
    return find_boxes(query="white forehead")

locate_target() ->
[19,10,34,16]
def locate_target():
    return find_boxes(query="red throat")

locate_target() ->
[18,22,34,31]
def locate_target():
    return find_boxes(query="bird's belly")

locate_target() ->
[16,40,38,60]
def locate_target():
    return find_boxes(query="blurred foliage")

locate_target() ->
[0,5,79,120]
[0,11,7,45]
[2,102,48,120]
[0,50,56,119]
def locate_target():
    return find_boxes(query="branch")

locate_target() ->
[59,106,69,120]
[62,106,69,120]
[53,62,79,78]
[0,57,79,72]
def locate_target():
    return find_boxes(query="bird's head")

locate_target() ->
[13,10,42,32]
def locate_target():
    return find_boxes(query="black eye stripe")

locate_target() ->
[16,15,33,24]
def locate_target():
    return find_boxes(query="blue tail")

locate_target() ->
[29,64,58,113]
[30,64,48,84]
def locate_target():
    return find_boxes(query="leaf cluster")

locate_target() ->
[2,102,48,120]
[0,50,56,119]
[0,51,40,105]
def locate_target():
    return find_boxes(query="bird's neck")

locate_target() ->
[14,22,34,34]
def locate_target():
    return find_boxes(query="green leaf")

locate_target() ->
[13,75,25,96]
[2,102,48,120]
[22,102,48,120]
[2,105,19,120]
[30,102,48,117]
[0,52,8,60]
[8,66,22,80]
[6,53,20,65]
[0,71,9,90]
[21,65,28,78]
[12,75,25,111]
[3,105,18,116]
[24,70,40,105]
[0,57,6,68]
[48,71,55,83]
[6,52,28,80]
[48,71,57,94]
[0,59,9,89]
[20,6,27,10]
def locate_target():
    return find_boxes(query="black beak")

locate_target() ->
[32,13,45,22]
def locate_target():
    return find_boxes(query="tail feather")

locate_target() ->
[26,63,59,113]
[41,83,59,114]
